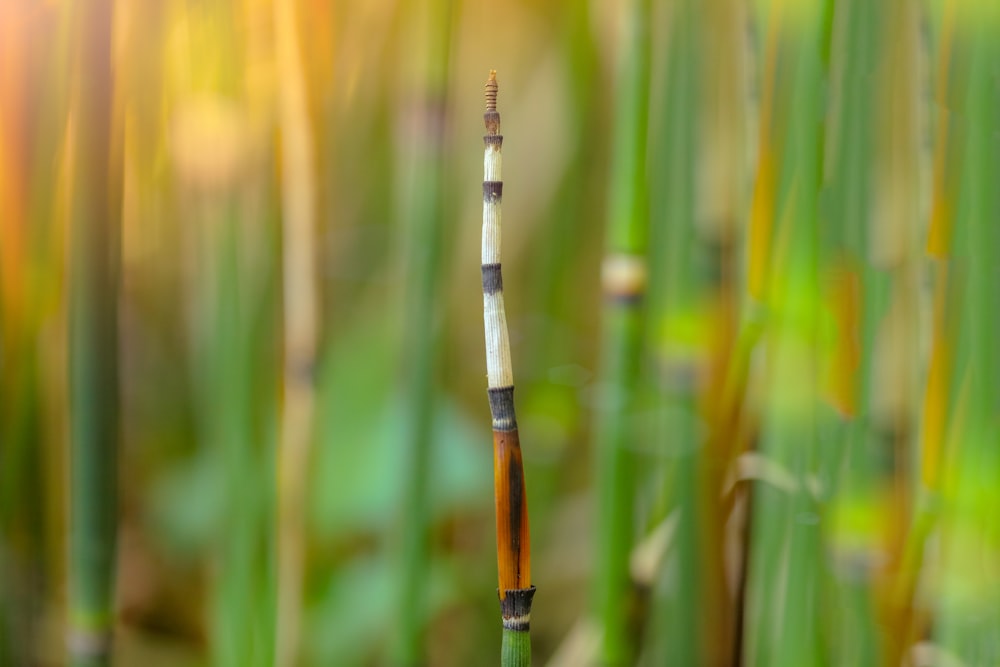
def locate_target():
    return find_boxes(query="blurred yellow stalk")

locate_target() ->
[274,0,320,663]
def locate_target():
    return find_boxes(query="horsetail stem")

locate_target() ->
[68,0,120,661]
[592,0,651,662]
[482,70,535,666]
[274,0,318,659]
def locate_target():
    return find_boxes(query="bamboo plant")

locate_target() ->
[481,71,535,667]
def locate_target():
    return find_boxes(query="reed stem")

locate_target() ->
[68,0,120,662]
[394,1,454,662]
[592,0,651,662]
[481,71,535,667]
[935,6,1000,659]
[274,0,319,661]
[742,2,832,665]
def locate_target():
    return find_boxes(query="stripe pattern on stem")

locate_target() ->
[482,69,535,666]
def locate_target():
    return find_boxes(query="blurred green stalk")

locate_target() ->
[646,1,701,664]
[742,2,832,665]
[592,0,651,663]
[935,5,1000,661]
[67,0,121,662]
[394,0,453,663]
[821,0,883,662]
[204,208,277,667]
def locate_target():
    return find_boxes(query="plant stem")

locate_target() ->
[394,0,454,662]
[274,0,319,661]
[821,0,883,663]
[935,4,1000,659]
[481,71,535,667]
[592,0,651,662]
[647,1,700,663]
[742,2,832,665]
[68,0,120,661]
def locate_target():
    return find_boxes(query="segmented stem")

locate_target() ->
[481,70,535,665]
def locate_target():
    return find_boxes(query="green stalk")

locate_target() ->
[501,627,530,667]
[394,0,454,662]
[67,0,121,662]
[501,631,529,664]
[935,5,1000,660]
[592,0,651,663]
[821,0,883,663]
[646,1,701,664]
[202,203,277,667]
[742,2,832,665]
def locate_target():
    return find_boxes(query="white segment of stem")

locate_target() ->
[483,141,514,389]
[484,142,502,183]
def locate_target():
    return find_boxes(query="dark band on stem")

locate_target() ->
[605,291,645,305]
[483,181,503,201]
[482,263,503,295]
[488,385,517,431]
[498,586,536,632]
[483,134,503,147]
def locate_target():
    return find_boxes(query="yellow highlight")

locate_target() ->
[928,2,954,258]
[821,261,860,418]
[920,266,952,491]
[748,148,776,300]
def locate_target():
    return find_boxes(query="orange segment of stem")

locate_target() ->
[493,428,531,597]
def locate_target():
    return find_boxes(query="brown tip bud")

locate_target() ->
[485,70,498,112]
[484,71,501,135]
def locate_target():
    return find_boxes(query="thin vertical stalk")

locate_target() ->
[919,0,955,497]
[67,0,120,661]
[935,4,1000,660]
[274,0,319,662]
[821,0,883,663]
[870,0,925,659]
[592,0,651,663]
[648,0,748,662]
[200,202,277,667]
[394,0,453,662]
[481,71,535,667]
[742,2,832,665]
[647,1,700,664]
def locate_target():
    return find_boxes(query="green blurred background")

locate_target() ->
[2,0,999,665]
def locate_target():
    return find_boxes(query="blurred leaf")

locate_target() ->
[310,313,490,539]
[148,448,228,559]
[303,552,460,666]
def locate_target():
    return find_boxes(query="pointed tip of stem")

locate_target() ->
[485,71,499,114]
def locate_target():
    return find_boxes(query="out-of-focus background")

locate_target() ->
[2,0,999,665]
